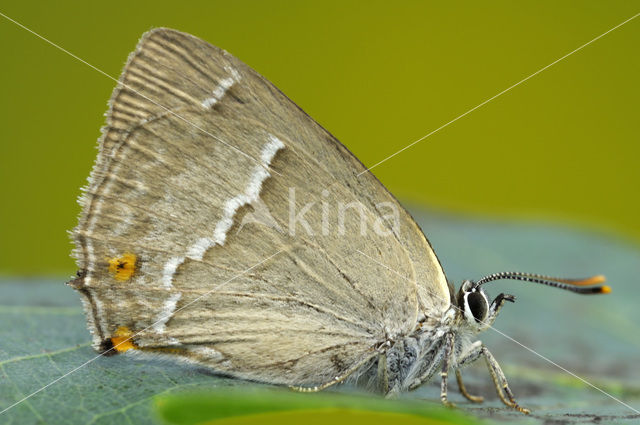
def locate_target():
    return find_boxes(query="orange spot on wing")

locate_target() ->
[108,253,137,281]
[110,326,137,352]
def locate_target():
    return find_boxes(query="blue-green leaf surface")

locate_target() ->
[1,211,639,424]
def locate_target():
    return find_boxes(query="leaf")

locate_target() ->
[154,388,481,425]
[1,211,640,424]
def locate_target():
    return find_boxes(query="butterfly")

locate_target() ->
[70,28,609,414]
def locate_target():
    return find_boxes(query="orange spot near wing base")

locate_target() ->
[110,326,137,352]
[108,253,137,281]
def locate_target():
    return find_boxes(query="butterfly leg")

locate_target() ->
[290,354,376,393]
[456,342,529,414]
[455,369,484,403]
[376,353,390,394]
[439,333,456,408]
[482,347,530,414]
[407,344,447,391]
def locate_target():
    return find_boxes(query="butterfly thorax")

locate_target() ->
[360,306,453,392]
[385,288,504,392]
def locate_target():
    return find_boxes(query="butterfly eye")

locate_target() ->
[466,291,488,323]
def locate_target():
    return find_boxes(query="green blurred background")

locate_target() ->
[0,1,638,275]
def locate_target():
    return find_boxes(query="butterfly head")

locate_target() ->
[455,272,610,331]
[456,280,507,330]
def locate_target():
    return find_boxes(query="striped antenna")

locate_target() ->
[474,272,610,295]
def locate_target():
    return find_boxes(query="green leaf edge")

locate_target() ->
[153,388,486,425]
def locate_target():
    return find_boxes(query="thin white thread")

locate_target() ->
[1,6,637,417]
[0,11,282,176]
[357,12,640,176]
[210,135,285,249]
[162,134,284,295]
[0,250,283,416]
[151,292,182,334]
[355,249,640,414]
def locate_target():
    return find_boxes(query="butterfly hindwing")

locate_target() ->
[71,28,450,386]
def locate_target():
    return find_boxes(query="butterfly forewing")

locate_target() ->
[72,28,450,386]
